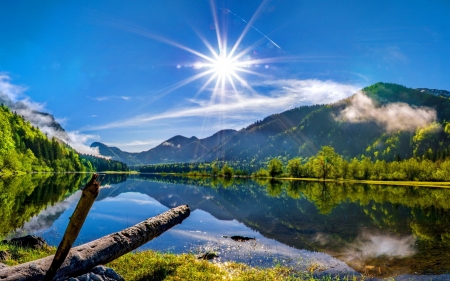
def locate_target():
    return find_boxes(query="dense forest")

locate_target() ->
[0,104,128,173]
[80,155,129,172]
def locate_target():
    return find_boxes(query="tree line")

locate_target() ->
[140,145,450,182]
[256,146,450,181]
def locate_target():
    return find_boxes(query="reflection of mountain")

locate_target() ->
[97,176,234,221]
[1,173,89,236]
[98,175,450,277]
[12,191,82,237]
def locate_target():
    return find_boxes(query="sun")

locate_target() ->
[213,55,236,77]
[108,0,282,101]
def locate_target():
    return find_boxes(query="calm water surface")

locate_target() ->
[4,173,450,279]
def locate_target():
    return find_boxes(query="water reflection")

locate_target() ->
[0,173,90,236]
[6,174,450,278]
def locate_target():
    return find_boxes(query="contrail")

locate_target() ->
[219,6,281,49]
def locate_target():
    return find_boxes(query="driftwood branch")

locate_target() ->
[44,174,100,281]
[0,205,190,281]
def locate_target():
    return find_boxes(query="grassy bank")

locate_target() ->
[0,244,360,281]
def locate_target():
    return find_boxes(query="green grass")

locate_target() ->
[0,242,55,266]
[0,245,362,281]
[107,251,362,281]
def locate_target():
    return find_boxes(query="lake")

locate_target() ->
[3,173,450,279]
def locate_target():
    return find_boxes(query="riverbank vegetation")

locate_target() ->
[0,244,358,281]
[139,145,450,182]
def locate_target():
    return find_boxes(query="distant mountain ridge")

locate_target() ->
[91,129,237,165]
[94,83,450,165]
[417,88,450,98]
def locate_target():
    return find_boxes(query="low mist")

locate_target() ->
[0,74,101,156]
[339,92,438,132]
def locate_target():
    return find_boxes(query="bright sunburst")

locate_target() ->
[107,0,283,104]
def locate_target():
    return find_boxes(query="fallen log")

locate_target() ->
[0,204,190,281]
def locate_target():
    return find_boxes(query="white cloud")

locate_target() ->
[104,139,164,151]
[339,92,438,132]
[0,74,27,102]
[89,95,132,102]
[341,232,416,269]
[313,231,416,272]
[0,74,102,156]
[105,139,162,147]
[85,79,360,131]
[162,141,180,148]
[14,191,82,235]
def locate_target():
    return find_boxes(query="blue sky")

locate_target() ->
[1,0,449,152]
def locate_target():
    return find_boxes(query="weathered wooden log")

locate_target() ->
[44,174,100,281]
[0,205,190,281]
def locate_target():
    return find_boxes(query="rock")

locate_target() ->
[66,265,125,281]
[196,252,219,260]
[2,235,48,249]
[0,250,10,261]
[0,262,9,270]
[223,235,255,242]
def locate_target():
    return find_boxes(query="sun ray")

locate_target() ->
[195,72,219,98]
[233,67,268,77]
[227,74,242,102]
[191,27,220,60]
[209,76,222,106]
[101,0,287,107]
[230,37,267,62]
[227,0,270,59]
[163,68,216,94]
[103,19,217,64]
[209,0,223,52]
[230,71,260,96]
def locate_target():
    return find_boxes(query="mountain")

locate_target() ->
[90,141,142,165]
[95,82,450,165]
[417,88,450,98]
[0,104,87,173]
[90,129,237,165]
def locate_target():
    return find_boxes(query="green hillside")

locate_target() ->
[0,103,87,173]
[201,83,450,163]
[0,103,128,173]
[94,83,450,169]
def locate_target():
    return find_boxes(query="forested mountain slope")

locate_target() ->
[95,83,450,165]
[0,103,128,173]
[200,83,450,163]
[0,104,86,172]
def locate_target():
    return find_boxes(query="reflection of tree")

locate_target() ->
[115,175,450,275]
[266,179,283,197]
[0,173,89,236]
[286,180,304,199]
[100,174,129,186]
